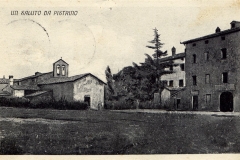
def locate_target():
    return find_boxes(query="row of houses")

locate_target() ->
[0,59,105,110]
[160,20,240,112]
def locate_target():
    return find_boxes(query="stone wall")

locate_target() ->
[73,75,105,110]
[39,82,74,102]
[17,72,53,86]
[184,30,240,111]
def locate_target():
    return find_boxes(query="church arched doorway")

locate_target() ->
[220,92,233,112]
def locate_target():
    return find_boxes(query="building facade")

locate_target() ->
[159,47,186,109]
[160,47,185,88]
[3,58,105,110]
[38,73,105,109]
[181,20,240,112]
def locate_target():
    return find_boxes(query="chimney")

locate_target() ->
[9,75,13,86]
[215,27,221,33]
[3,75,5,79]
[172,46,176,56]
[35,72,41,75]
[230,21,240,29]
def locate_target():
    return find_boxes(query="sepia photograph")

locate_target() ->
[0,0,240,158]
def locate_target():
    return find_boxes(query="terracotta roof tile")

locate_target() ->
[38,73,106,85]
[11,85,40,90]
[0,91,11,96]
[25,91,49,97]
[14,72,53,82]
[181,27,240,44]
[158,53,185,62]
[0,78,9,84]
[38,74,88,85]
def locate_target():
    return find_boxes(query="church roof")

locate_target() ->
[25,91,49,97]
[53,59,69,65]
[38,73,106,85]
[14,72,53,82]
[11,85,40,90]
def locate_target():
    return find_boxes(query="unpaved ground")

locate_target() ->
[0,107,240,154]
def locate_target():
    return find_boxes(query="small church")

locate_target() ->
[2,58,105,110]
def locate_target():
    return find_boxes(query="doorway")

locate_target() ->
[84,96,90,107]
[177,99,181,109]
[220,92,233,112]
[192,96,198,110]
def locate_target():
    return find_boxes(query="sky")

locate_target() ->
[0,0,240,81]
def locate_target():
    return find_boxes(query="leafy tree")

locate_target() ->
[108,28,177,108]
[105,66,114,96]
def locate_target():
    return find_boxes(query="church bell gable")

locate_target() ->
[53,58,69,77]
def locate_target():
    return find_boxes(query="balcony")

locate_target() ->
[215,84,235,91]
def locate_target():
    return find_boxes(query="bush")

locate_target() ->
[0,97,88,110]
[139,101,156,109]
[105,99,136,110]
[104,100,113,109]
[33,98,88,110]
[0,97,30,108]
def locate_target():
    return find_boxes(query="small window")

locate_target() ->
[231,23,235,28]
[169,65,173,71]
[179,79,184,87]
[193,54,196,63]
[193,43,196,46]
[192,75,197,85]
[206,94,211,104]
[221,36,225,40]
[204,52,209,61]
[57,65,60,75]
[221,48,227,59]
[180,64,185,71]
[62,65,65,76]
[205,40,209,44]
[169,80,173,87]
[222,72,228,83]
[205,74,210,84]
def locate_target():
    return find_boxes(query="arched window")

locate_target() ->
[57,65,60,75]
[62,65,65,76]
[193,54,196,63]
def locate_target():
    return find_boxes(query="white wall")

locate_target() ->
[161,88,171,107]
[73,75,105,110]
[14,90,24,97]
[161,58,185,88]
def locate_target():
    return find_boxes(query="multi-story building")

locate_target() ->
[181,20,240,112]
[159,47,186,108]
[160,47,185,88]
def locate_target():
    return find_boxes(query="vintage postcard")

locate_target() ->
[0,0,240,159]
